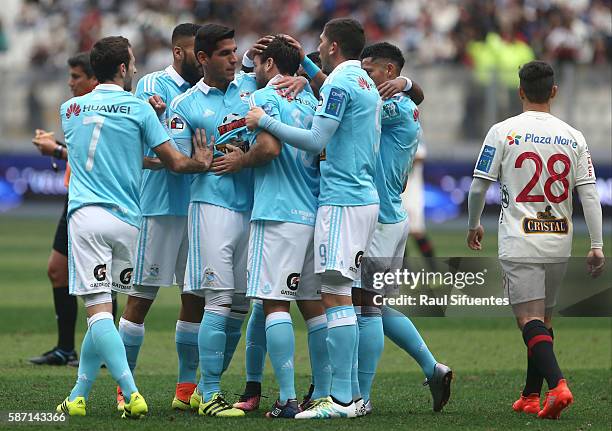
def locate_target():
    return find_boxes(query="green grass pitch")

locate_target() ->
[0,216,610,430]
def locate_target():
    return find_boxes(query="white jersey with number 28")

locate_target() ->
[473,111,596,261]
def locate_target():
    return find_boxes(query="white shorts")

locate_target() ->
[247,221,321,301]
[132,216,188,288]
[500,260,568,308]
[184,203,250,294]
[68,206,138,296]
[402,162,425,233]
[355,218,410,295]
[314,204,379,281]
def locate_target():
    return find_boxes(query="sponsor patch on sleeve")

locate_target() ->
[476,145,496,173]
[324,87,346,117]
[262,102,274,116]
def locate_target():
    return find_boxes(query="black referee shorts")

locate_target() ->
[52,196,69,256]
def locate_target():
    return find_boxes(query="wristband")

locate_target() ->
[400,76,413,91]
[53,145,64,159]
[301,56,321,79]
[242,52,254,69]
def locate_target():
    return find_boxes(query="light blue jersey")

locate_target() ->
[249,77,319,225]
[61,84,170,227]
[135,65,191,216]
[168,72,256,212]
[316,60,381,207]
[376,94,421,224]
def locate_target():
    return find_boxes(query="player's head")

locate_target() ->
[90,36,136,92]
[253,35,301,89]
[297,51,321,79]
[360,42,405,87]
[194,23,237,85]
[67,52,98,97]
[172,23,202,86]
[319,18,365,73]
[519,61,557,104]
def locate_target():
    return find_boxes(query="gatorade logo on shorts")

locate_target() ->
[286,273,300,291]
[93,264,107,281]
[120,268,133,285]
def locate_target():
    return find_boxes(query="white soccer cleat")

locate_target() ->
[354,398,367,417]
[295,396,356,419]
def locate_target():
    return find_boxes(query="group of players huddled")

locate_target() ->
[52,18,451,420]
[49,14,604,422]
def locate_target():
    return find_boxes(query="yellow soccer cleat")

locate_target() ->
[198,393,245,417]
[56,397,86,416]
[172,382,197,411]
[190,387,202,411]
[121,392,148,419]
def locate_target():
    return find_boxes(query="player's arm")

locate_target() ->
[152,129,213,173]
[577,184,605,277]
[241,35,274,72]
[377,77,424,104]
[211,131,281,175]
[466,177,493,250]
[282,35,327,92]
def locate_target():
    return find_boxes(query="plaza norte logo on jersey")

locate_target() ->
[522,132,578,148]
[65,103,81,119]
[522,205,569,234]
[506,132,521,145]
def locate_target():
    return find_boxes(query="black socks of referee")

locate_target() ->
[522,320,562,392]
[53,287,77,352]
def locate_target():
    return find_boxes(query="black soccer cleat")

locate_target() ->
[29,347,78,366]
[266,399,299,418]
[424,363,452,412]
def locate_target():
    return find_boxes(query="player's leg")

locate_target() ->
[31,198,78,366]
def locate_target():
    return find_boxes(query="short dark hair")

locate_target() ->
[323,18,365,59]
[519,61,555,103]
[67,51,94,78]
[306,51,321,68]
[172,23,201,45]
[257,35,301,76]
[195,23,235,57]
[360,42,405,71]
[90,36,131,83]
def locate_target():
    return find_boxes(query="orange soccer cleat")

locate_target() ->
[538,379,573,419]
[117,386,125,412]
[512,393,540,414]
[172,382,198,411]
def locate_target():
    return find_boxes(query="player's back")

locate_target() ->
[376,94,420,223]
[61,84,167,227]
[249,84,319,225]
[474,110,596,260]
[317,60,381,206]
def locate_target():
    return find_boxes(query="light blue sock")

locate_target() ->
[351,318,361,400]
[175,320,199,384]
[357,308,384,403]
[223,313,245,373]
[118,317,144,374]
[69,328,102,401]
[326,305,357,404]
[382,306,437,379]
[89,313,137,402]
[266,311,296,403]
[198,309,228,402]
[245,302,266,383]
[306,314,331,399]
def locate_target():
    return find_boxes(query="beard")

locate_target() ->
[123,76,133,92]
[181,59,203,86]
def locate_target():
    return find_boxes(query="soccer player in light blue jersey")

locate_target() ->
[112,23,207,413]
[56,36,213,419]
[356,42,452,414]
[246,18,382,419]
[210,35,330,418]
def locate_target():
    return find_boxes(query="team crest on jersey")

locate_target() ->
[239,91,251,102]
[66,103,81,119]
[204,267,216,287]
[261,283,272,295]
[149,265,160,278]
[382,102,399,120]
[522,206,569,234]
[506,132,522,146]
[169,115,184,133]
[357,76,371,90]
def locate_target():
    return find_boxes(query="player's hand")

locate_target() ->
[32,129,57,156]
[143,156,164,170]
[192,128,214,170]
[467,225,484,250]
[211,145,245,175]
[274,76,308,97]
[586,248,605,278]
[377,78,407,100]
[148,95,166,116]
[279,34,305,61]
[246,35,274,61]
[246,106,266,130]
